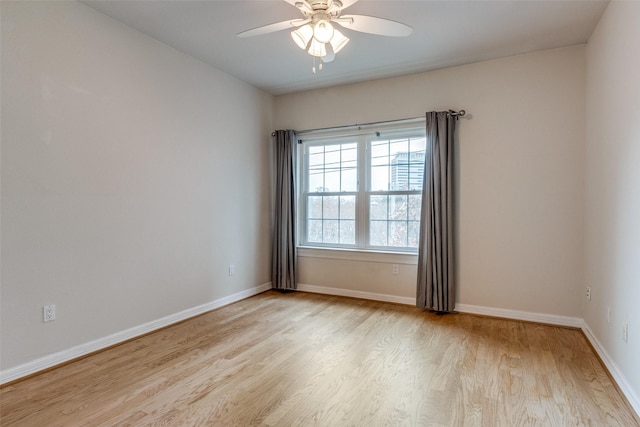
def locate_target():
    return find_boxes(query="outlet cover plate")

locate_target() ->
[43,304,56,322]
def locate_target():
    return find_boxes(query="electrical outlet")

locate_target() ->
[392,264,399,275]
[43,304,56,323]
[228,264,235,276]
[586,286,591,301]
[622,323,629,343]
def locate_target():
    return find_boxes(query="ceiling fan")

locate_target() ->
[237,0,413,72]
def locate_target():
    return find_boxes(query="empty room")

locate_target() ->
[1,0,639,425]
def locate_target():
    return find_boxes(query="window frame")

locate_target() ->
[297,121,426,255]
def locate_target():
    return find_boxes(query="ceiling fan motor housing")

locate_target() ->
[297,0,344,16]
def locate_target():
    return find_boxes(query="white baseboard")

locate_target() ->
[0,282,271,385]
[455,303,583,328]
[297,283,415,306]
[582,322,640,417]
[296,285,583,328]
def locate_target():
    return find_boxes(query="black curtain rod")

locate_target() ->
[271,110,465,137]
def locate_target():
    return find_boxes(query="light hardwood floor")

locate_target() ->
[1,291,638,426]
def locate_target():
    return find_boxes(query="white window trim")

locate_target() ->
[298,246,418,265]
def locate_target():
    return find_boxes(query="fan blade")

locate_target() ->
[237,18,309,38]
[327,0,359,14]
[336,0,359,10]
[283,0,313,13]
[339,15,412,37]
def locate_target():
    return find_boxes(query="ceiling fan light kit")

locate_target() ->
[313,20,334,43]
[308,37,327,57]
[238,0,413,73]
[291,24,313,49]
[329,29,349,53]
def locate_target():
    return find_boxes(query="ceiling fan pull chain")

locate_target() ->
[312,56,324,74]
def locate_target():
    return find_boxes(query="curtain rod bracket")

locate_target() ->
[448,109,466,119]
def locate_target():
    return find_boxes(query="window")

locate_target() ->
[299,123,426,253]
[306,142,358,245]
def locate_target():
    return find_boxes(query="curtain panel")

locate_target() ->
[271,130,298,290]
[416,112,457,312]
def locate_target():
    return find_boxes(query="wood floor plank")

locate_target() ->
[1,291,638,426]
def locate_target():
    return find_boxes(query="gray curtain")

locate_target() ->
[271,130,297,290]
[416,112,456,312]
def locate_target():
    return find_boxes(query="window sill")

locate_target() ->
[297,246,418,265]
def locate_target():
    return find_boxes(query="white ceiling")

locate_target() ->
[81,0,608,95]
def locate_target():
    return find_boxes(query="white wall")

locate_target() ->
[1,0,637,411]
[275,46,586,319]
[1,1,272,371]
[584,0,640,411]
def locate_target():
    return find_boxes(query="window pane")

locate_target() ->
[323,220,339,244]
[408,137,426,191]
[371,144,388,166]
[408,221,420,248]
[390,138,409,157]
[307,143,360,193]
[341,167,357,192]
[343,159,357,169]
[308,167,323,192]
[340,196,356,220]
[371,156,388,167]
[389,195,407,220]
[339,143,357,192]
[391,153,409,190]
[371,136,426,192]
[389,221,408,247]
[410,137,427,154]
[323,170,339,192]
[408,157,425,191]
[308,220,322,243]
[409,171,424,190]
[342,143,357,162]
[325,146,341,165]
[370,195,388,220]
[369,220,388,246]
[308,147,325,192]
[408,195,421,221]
[308,196,323,219]
[309,145,324,155]
[309,151,324,167]
[323,196,339,219]
[340,220,355,244]
[370,165,389,191]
